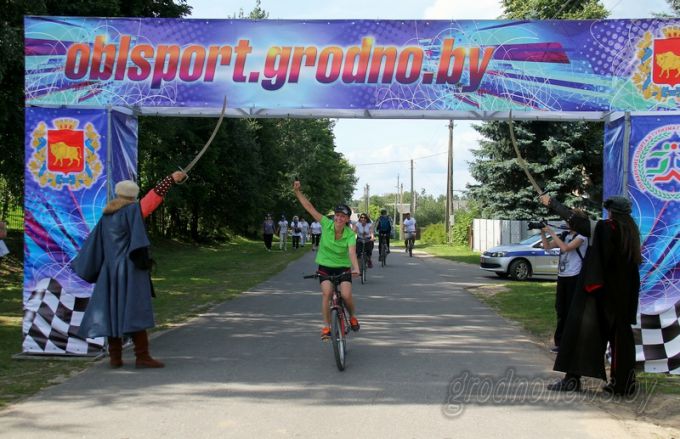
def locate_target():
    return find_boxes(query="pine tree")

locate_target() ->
[468,0,608,219]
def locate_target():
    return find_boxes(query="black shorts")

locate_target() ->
[317,265,352,284]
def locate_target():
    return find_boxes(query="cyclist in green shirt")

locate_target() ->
[293,180,361,340]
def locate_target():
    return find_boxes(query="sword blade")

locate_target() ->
[508,114,544,195]
[183,96,228,173]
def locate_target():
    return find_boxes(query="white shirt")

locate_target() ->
[355,222,372,240]
[300,220,309,233]
[278,220,288,233]
[290,221,302,237]
[403,218,416,233]
[310,221,322,234]
[559,233,588,277]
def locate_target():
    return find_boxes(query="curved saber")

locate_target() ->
[508,113,544,195]
[181,96,228,174]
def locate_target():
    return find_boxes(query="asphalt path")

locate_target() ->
[0,249,647,438]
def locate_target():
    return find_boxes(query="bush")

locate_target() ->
[420,223,447,244]
[452,206,479,246]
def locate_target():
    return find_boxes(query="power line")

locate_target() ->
[353,151,447,167]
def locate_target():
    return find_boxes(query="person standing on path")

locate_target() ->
[539,217,588,353]
[310,218,322,251]
[277,215,289,251]
[262,214,275,251]
[540,194,641,395]
[291,216,302,250]
[300,217,309,247]
[293,180,361,340]
[71,171,187,369]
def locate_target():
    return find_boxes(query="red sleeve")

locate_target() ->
[140,190,163,219]
[153,175,175,197]
[140,175,176,218]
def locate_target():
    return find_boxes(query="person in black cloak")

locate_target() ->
[71,171,186,368]
[539,194,641,395]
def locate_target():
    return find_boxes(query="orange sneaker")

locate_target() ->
[321,327,331,340]
[350,316,360,332]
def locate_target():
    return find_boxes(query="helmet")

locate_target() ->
[334,204,352,216]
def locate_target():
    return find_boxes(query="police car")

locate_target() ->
[479,233,559,281]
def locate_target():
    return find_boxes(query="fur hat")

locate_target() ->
[603,195,632,215]
[115,180,140,199]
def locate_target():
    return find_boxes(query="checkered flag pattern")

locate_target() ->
[22,278,104,355]
[633,300,680,374]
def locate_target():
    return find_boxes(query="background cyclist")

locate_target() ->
[354,213,375,268]
[375,208,392,256]
[402,212,417,252]
[293,180,361,340]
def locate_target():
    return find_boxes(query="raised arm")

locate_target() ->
[539,227,557,250]
[140,171,186,219]
[545,227,584,253]
[539,194,591,237]
[293,180,323,222]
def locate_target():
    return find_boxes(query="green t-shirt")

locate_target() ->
[315,216,355,268]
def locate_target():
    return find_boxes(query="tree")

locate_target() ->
[467,0,608,219]
[413,191,445,227]
[661,0,680,15]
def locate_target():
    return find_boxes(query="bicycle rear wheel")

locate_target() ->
[331,308,346,371]
[381,242,387,267]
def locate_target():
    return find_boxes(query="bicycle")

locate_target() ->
[304,271,351,371]
[378,232,389,267]
[405,232,415,257]
[357,239,370,284]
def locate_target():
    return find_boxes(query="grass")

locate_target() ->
[416,243,481,265]
[419,244,680,395]
[483,280,558,340]
[0,233,307,409]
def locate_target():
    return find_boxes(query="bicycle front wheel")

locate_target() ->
[331,308,346,371]
[360,253,366,284]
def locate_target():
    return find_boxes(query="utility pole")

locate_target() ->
[410,159,414,216]
[394,174,399,227]
[446,120,454,243]
[399,183,404,242]
[364,183,370,214]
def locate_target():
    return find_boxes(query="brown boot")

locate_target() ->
[107,337,123,368]
[132,330,164,368]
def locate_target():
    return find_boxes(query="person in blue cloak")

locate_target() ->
[71,171,186,368]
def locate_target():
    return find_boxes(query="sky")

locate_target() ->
[186,0,673,198]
